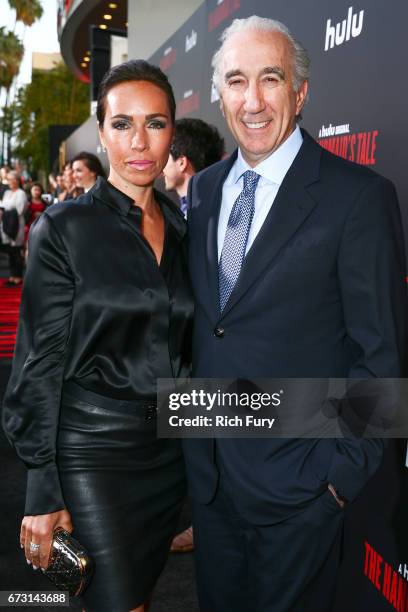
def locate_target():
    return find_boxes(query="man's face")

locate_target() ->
[163,154,184,192]
[218,29,308,167]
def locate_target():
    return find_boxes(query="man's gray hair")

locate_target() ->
[212,15,310,93]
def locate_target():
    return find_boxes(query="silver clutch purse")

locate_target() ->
[43,527,94,597]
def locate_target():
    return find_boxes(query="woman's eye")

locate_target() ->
[148,121,166,130]
[111,121,129,130]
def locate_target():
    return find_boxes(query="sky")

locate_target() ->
[1,0,60,94]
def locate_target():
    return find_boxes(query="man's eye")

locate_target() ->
[228,79,245,88]
[148,120,166,130]
[111,121,129,130]
[264,76,280,86]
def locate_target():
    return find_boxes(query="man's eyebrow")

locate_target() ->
[224,66,286,82]
[262,66,285,80]
[224,70,244,81]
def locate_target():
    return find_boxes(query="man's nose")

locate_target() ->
[243,82,265,114]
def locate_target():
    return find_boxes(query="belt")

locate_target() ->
[62,380,157,420]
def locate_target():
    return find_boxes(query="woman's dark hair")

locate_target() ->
[31,181,44,194]
[97,60,176,126]
[72,151,106,178]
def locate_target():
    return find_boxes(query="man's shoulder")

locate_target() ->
[193,155,234,186]
[316,139,391,190]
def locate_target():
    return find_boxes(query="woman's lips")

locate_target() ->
[127,160,154,170]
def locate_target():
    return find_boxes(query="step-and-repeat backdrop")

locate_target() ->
[149,1,408,610]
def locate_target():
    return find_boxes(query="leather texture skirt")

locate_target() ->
[57,381,186,611]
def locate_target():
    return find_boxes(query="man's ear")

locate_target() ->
[219,95,225,117]
[295,80,308,117]
[178,156,188,173]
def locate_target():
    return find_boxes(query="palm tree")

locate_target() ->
[0,27,24,91]
[0,27,24,162]
[0,0,43,163]
[8,0,43,28]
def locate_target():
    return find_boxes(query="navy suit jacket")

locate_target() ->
[183,130,407,524]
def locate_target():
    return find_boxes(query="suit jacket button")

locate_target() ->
[214,327,225,338]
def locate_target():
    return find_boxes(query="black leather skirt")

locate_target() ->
[57,382,186,611]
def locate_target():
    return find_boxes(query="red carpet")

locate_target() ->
[0,281,22,360]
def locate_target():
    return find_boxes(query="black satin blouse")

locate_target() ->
[2,177,193,515]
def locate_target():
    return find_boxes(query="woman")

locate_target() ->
[24,182,46,260]
[3,60,193,611]
[58,161,83,201]
[0,170,27,286]
[72,151,106,192]
[26,182,46,228]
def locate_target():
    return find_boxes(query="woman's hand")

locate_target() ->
[21,510,73,570]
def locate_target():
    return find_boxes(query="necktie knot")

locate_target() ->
[242,170,260,192]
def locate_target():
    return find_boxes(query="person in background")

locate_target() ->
[163,118,224,554]
[72,151,106,193]
[0,165,10,200]
[0,170,27,287]
[25,182,46,243]
[47,174,57,195]
[163,118,224,217]
[58,161,83,201]
[3,59,193,612]
[51,173,64,201]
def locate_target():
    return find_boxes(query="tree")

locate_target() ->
[0,27,24,163]
[8,0,43,27]
[13,62,89,173]
[0,27,24,91]
[0,0,44,163]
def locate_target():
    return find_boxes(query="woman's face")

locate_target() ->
[31,185,42,200]
[72,159,95,189]
[99,80,174,191]
[7,173,19,190]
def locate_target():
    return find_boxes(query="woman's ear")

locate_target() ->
[98,125,106,153]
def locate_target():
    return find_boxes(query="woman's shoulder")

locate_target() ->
[44,191,94,219]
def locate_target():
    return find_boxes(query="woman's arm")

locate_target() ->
[2,212,75,516]
[14,189,28,215]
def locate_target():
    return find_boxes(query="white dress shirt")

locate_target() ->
[217,125,303,261]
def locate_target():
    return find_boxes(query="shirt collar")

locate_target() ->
[232,125,303,186]
[91,176,186,239]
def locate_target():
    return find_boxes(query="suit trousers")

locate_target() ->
[192,460,345,612]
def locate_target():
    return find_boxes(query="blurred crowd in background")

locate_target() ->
[0,152,106,287]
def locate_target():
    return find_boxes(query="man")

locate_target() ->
[163,117,224,553]
[163,117,224,217]
[183,16,406,611]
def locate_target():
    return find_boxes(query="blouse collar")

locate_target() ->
[91,176,186,239]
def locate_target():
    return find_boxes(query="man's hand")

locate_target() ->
[328,483,347,509]
[21,510,73,570]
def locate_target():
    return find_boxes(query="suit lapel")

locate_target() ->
[221,132,322,318]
